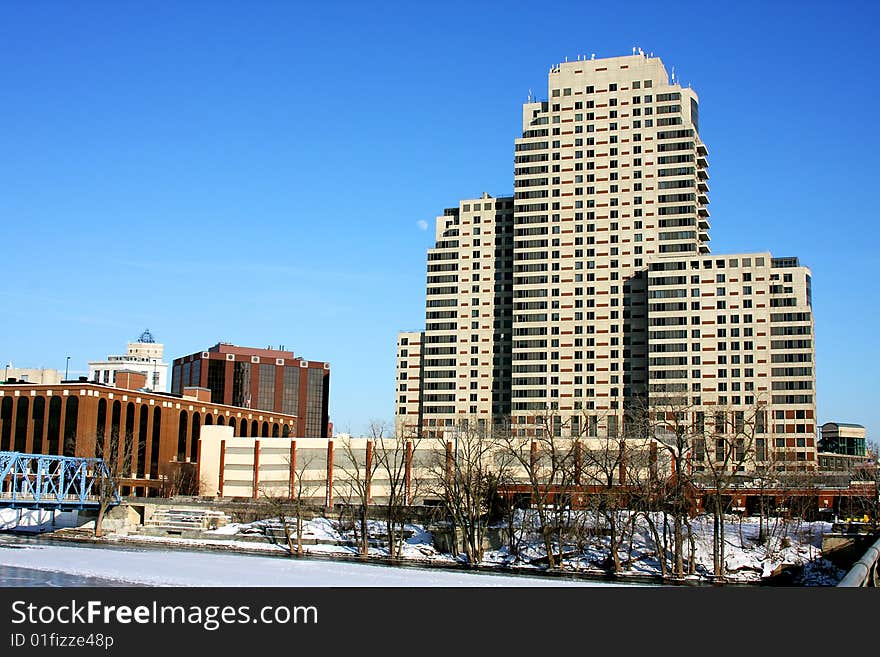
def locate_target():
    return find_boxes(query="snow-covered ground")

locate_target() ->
[0,508,80,532]
[0,541,622,587]
[71,511,849,585]
[196,512,846,585]
[0,509,849,585]
[486,512,845,584]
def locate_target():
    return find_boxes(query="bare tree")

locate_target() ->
[259,447,319,556]
[748,439,790,547]
[425,418,511,565]
[643,399,702,578]
[158,462,200,497]
[624,436,671,578]
[499,410,580,569]
[579,421,637,575]
[370,420,422,560]
[856,440,879,526]
[692,404,758,579]
[495,465,530,560]
[92,427,133,538]
[334,435,380,558]
[834,440,880,525]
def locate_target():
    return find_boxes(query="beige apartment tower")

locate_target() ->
[647,253,816,470]
[396,52,817,469]
[396,194,514,439]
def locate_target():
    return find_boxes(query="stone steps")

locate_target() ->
[145,508,231,533]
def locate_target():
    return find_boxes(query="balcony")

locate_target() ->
[698,216,710,230]
[697,142,708,156]
[697,179,709,192]
[698,191,709,205]
[697,168,709,181]
[697,154,708,168]
[698,205,710,217]
[699,242,711,254]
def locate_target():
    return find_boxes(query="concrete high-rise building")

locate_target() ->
[396,52,818,470]
[507,53,708,422]
[647,253,816,470]
[395,331,424,436]
[395,194,514,439]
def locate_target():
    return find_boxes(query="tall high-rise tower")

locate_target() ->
[396,193,514,439]
[509,53,708,429]
[396,52,817,470]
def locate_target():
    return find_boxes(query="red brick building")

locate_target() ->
[0,372,298,496]
[172,343,330,438]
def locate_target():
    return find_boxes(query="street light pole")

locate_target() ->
[65,356,70,381]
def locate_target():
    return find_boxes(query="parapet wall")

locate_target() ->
[197,426,664,505]
[198,426,442,504]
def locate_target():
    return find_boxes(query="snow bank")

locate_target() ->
[172,513,845,584]
[0,542,616,587]
[4,511,841,585]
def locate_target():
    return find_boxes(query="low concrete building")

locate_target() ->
[820,422,867,456]
[88,329,170,393]
[2,366,62,385]
[197,426,437,504]
[817,422,874,478]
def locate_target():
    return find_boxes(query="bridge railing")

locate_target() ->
[837,534,880,587]
[0,451,120,509]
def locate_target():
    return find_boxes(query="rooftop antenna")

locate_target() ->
[632,46,637,55]
[528,88,533,102]
[591,53,595,60]
[671,66,676,84]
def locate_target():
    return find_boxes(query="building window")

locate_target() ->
[232,362,251,407]
[207,359,226,405]
[257,364,275,411]
[755,438,766,461]
[305,368,327,437]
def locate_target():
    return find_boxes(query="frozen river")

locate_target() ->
[0,538,634,587]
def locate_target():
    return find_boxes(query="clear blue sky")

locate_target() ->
[1,0,877,441]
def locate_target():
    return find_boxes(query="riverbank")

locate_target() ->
[0,535,633,587]
[17,529,669,586]
[1,508,849,586]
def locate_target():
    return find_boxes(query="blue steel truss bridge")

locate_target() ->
[0,451,121,511]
